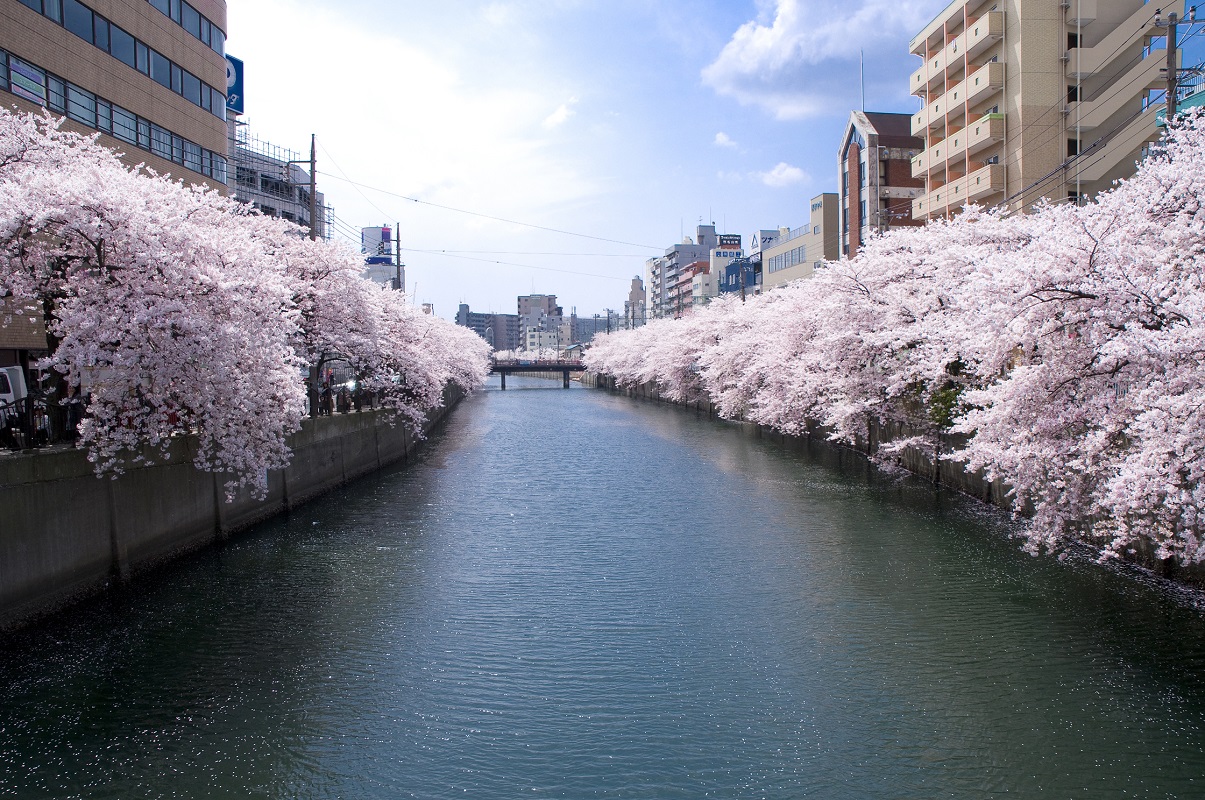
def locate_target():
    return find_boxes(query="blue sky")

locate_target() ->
[227,0,950,319]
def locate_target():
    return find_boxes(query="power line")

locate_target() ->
[315,167,660,250]
[401,247,628,281]
[417,249,648,257]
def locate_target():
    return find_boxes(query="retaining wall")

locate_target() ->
[0,385,464,631]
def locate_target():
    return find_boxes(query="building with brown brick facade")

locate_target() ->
[0,0,229,188]
[1,0,228,365]
[838,111,925,258]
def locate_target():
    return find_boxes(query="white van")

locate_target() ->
[0,365,27,419]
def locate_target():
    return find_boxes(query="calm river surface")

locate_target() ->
[4,378,1205,798]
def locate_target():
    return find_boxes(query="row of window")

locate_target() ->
[1,49,228,184]
[145,0,225,56]
[766,245,809,274]
[16,0,226,121]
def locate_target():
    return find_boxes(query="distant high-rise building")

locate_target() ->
[647,224,719,319]
[455,304,521,351]
[624,277,646,328]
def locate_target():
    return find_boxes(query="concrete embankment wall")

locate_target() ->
[581,373,1204,587]
[0,385,464,631]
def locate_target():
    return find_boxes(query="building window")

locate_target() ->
[93,14,109,51]
[150,125,172,160]
[111,105,136,143]
[183,140,202,173]
[66,83,96,127]
[8,57,47,104]
[149,50,171,88]
[62,0,93,43]
[47,75,66,112]
[1068,138,1080,157]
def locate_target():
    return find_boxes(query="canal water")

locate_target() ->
[3,377,1205,799]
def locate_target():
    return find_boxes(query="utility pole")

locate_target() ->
[394,219,404,292]
[308,134,318,241]
[738,258,746,302]
[1157,9,1180,121]
[1168,11,1179,121]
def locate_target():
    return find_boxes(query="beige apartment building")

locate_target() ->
[0,0,229,188]
[760,194,840,290]
[909,0,1180,220]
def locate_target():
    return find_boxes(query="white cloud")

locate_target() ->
[759,162,809,187]
[701,0,946,119]
[543,97,579,129]
[714,132,738,148]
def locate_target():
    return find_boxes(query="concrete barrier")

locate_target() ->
[0,384,464,631]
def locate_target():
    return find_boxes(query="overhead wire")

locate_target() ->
[1003,12,1205,209]
[1005,55,1205,213]
[314,167,659,250]
[400,247,629,281]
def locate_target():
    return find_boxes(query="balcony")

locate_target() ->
[911,149,928,179]
[965,113,1005,155]
[965,11,1004,59]
[1071,106,1160,184]
[912,106,929,137]
[1066,55,1164,131]
[965,61,1004,107]
[925,95,945,130]
[918,51,945,94]
[966,163,1004,201]
[1067,0,1176,78]
[1065,0,1097,26]
[911,64,928,99]
[912,163,1004,220]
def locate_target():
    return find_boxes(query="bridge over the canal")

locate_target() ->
[489,359,586,389]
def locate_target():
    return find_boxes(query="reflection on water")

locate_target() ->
[3,376,1205,799]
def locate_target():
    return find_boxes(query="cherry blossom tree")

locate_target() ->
[0,109,488,497]
[587,112,1205,567]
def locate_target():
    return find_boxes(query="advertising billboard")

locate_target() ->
[362,226,393,265]
[225,55,244,115]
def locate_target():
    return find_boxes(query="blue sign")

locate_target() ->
[225,55,244,115]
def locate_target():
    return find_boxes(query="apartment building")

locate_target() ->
[646,224,718,320]
[838,113,924,257]
[761,193,841,290]
[1,0,229,188]
[909,0,1182,220]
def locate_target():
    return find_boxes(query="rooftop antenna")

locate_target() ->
[860,49,865,111]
